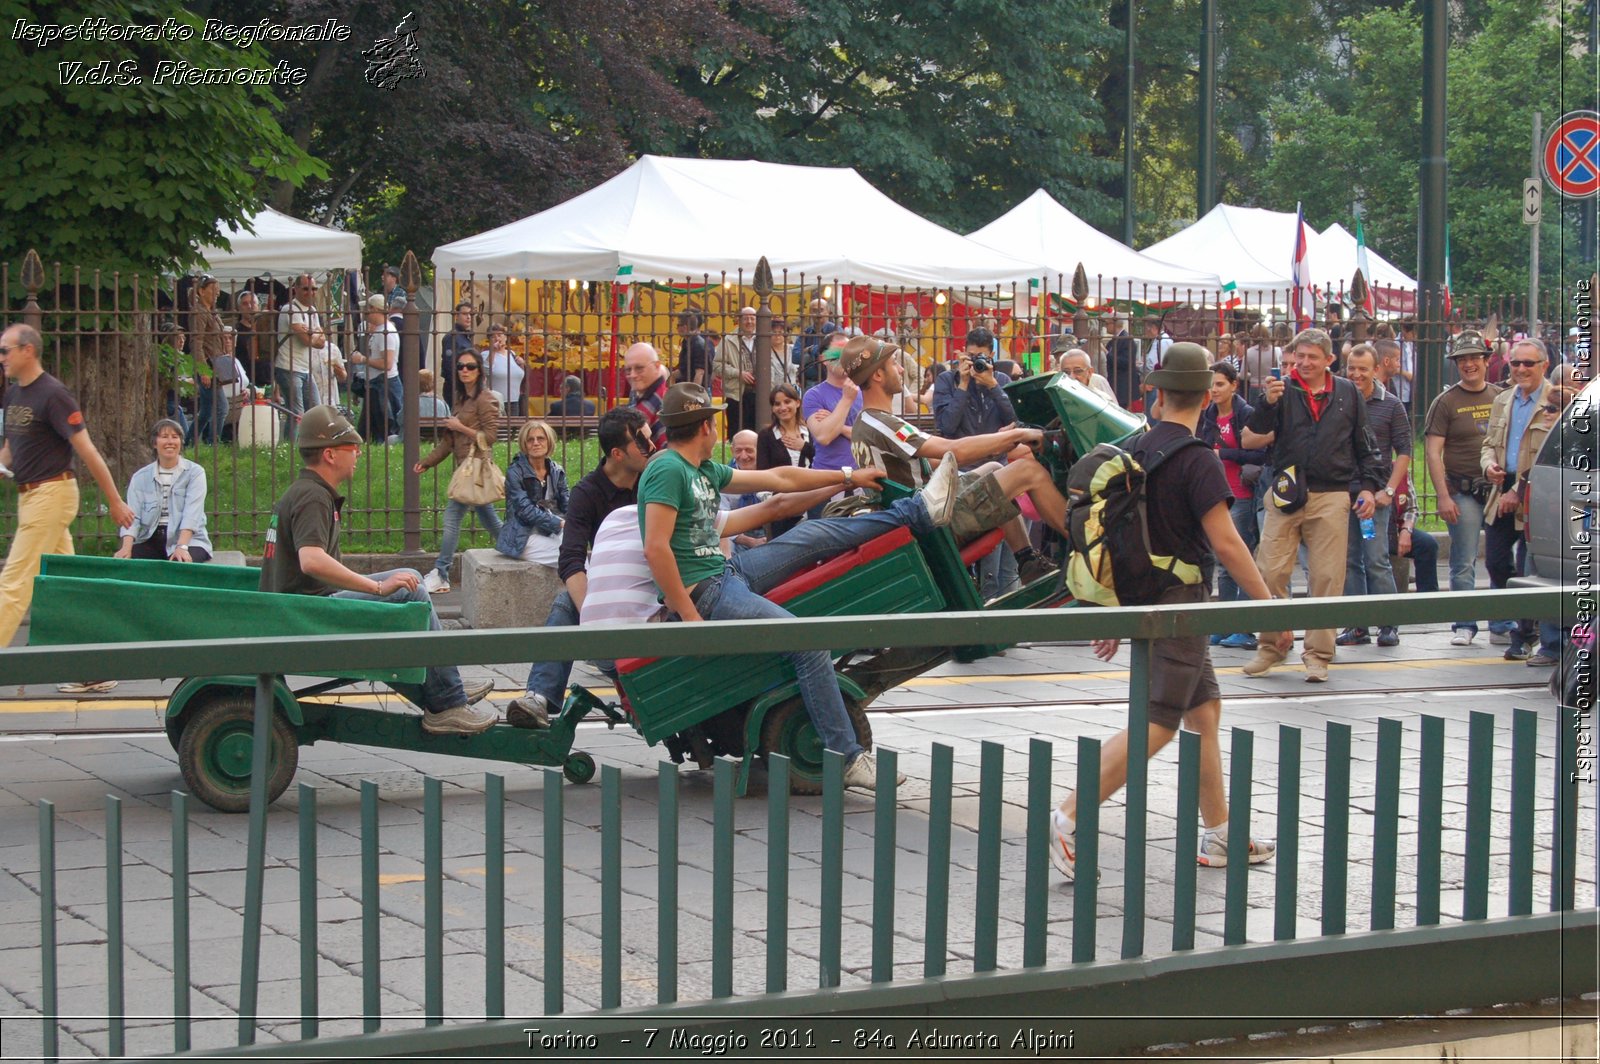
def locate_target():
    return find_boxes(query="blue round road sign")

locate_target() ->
[1543,111,1600,198]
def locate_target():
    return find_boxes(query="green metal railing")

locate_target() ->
[1,587,1594,1059]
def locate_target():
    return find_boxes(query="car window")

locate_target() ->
[1536,378,1598,470]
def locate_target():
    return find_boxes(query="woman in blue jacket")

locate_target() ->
[115,419,213,563]
[495,419,569,568]
[1197,362,1267,649]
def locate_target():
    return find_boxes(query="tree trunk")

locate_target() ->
[71,326,160,490]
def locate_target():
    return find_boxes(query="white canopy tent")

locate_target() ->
[197,207,364,282]
[1140,203,1311,301]
[1316,223,1418,312]
[430,155,1044,288]
[968,189,1220,295]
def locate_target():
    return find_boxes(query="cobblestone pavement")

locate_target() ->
[0,625,1589,1058]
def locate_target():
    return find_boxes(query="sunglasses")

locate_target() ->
[458,363,480,372]
[1508,359,1541,368]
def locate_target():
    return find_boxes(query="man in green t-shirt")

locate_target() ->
[638,383,958,790]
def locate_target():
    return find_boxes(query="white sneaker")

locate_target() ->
[842,751,906,790]
[1049,809,1078,880]
[421,703,498,735]
[421,569,449,595]
[919,452,959,529]
[1450,629,1475,647]
[1488,631,1512,645]
[1197,826,1276,867]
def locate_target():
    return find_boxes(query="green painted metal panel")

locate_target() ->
[766,755,790,995]
[238,674,274,1046]
[1464,711,1493,921]
[975,741,1003,972]
[1024,738,1051,968]
[1553,703,1579,912]
[1418,715,1444,925]
[1510,709,1536,916]
[105,796,124,1059]
[484,774,505,1020]
[657,763,679,1005]
[1173,731,1199,951]
[423,778,443,1026]
[713,758,735,999]
[40,553,259,591]
[360,781,380,1033]
[308,703,577,768]
[1223,728,1252,945]
[296,785,317,1043]
[601,765,622,1010]
[173,791,191,1053]
[820,750,844,990]
[1123,640,1150,959]
[1371,718,1401,932]
[167,676,305,728]
[38,801,57,1064]
[1274,725,1302,942]
[1073,737,1101,964]
[871,748,899,983]
[1323,722,1351,937]
[924,744,953,979]
[542,768,564,1016]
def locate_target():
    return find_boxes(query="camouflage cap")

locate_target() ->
[1447,329,1491,359]
[658,382,725,427]
[842,335,899,386]
[296,405,363,449]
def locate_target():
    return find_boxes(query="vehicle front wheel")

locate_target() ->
[176,693,299,813]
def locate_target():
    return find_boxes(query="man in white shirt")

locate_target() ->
[274,274,326,416]
[350,294,398,441]
[1056,348,1121,407]
[1142,317,1172,373]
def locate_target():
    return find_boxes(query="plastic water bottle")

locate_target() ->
[1359,515,1376,540]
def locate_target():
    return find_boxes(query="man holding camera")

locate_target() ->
[932,327,1015,444]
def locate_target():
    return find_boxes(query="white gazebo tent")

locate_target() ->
[1316,223,1418,312]
[430,155,1043,288]
[197,207,364,282]
[968,189,1220,296]
[1140,203,1311,302]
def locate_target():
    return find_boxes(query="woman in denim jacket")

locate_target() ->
[115,419,213,562]
[495,419,569,568]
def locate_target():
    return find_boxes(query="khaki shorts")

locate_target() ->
[1147,584,1220,730]
[950,470,1022,544]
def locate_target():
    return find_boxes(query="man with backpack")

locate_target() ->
[1049,342,1287,879]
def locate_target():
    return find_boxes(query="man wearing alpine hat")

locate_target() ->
[260,405,498,734]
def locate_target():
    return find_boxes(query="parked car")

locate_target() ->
[1524,374,1597,590]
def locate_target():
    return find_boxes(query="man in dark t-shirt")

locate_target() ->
[0,323,134,649]
[1044,343,1289,882]
[260,405,498,735]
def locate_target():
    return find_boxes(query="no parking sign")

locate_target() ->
[1542,110,1600,198]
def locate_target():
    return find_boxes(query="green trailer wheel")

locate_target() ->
[177,692,299,813]
[759,697,872,795]
[563,751,597,785]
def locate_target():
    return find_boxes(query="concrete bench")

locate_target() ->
[211,550,249,568]
[460,548,562,629]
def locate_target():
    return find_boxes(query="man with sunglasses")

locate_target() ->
[275,274,326,416]
[1479,337,1558,664]
[0,323,136,648]
[507,407,655,728]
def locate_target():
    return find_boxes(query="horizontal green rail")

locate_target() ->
[0,587,1578,685]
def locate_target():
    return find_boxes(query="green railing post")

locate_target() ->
[820,750,844,989]
[713,757,735,999]
[925,744,953,978]
[543,767,564,1015]
[766,755,790,995]
[601,764,622,1009]
[1509,709,1537,917]
[1024,738,1051,967]
[39,800,57,1064]
[485,773,505,1019]
[1122,639,1151,959]
[423,777,443,1025]
[172,791,191,1053]
[1222,728,1252,946]
[1172,731,1199,952]
[1322,722,1351,937]
[106,795,123,1059]
[1553,701,1579,912]
[657,763,679,1005]
[1073,737,1101,964]
[1463,711,1494,921]
[361,779,380,1033]
[1274,725,1302,941]
[296,784,317,1043]
[871,748,899,983]
[1418,715,1444,925]
[237,672,274,1046]
[1371,718,1401,932]
[975,741,1003,973]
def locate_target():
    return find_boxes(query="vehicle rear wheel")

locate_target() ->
[563,751,597,785]
[759,696,872,795]
[176,692,298,813]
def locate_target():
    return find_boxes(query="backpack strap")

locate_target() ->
[1135,432,1207,475]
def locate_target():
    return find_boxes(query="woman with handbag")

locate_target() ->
[1198,361,1268,649]
[495,419,569,570]
[415,353,503,594]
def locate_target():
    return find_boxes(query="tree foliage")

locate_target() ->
[0,0,321,273]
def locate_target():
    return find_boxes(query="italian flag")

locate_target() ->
[1355,218,1376,315]
[613,264,633,313]
[1218,280,1240,333]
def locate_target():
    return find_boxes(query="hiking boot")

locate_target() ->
[462,678,494,705]
[1217,632,1258,650]
[1016,552,1058,587]
[1376,626,1400,647]
[506,693,551,729]
[57,680,117,694]
[1335,627,1370,646]
[1197,826,1276,868]
[421,703,498,735]
[1049,808,1078,881]
[1449,629,1475,647]
[1526,651,1560,668]
[842,751,904,790]
[920,452,958,529]
[1503,644,1530,661]
[421,569,450,595]
[1241,652,1278,677]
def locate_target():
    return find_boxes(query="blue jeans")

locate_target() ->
[1216,495,1258,604]
[1400,528,1440,593]
[977,542,1018,599]
[1344,507,1398,598]
[274,369,319,417]
[729,495,937,594]
[1447,490,1486,633]
[386,375,404,436]
[331,568,466,712]
[435,499,502,580]
[1484,507,1533,642]
[526,589,579,703]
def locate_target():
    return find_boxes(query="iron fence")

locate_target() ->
[0,588,1592,1057]
[3,253,1591,559]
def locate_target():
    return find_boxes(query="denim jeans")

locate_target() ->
[977,542,1018,599]
[331,568,466,712]
[274,369,320,418]
[729,495,936,594]
[385,375,405,436]
[1343,506,1397,597]
[1216,495,1258,603]
[525,589,578,703]
[436,499,503,580]
[1447,490,1486,633]
[1397,528,1440,593]
[1484,508,1535,645]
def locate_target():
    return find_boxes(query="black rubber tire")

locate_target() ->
[759,696,872,795]
[563,751,597,785]
[176,692,299,813]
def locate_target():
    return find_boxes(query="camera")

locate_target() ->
[970,355,992,374]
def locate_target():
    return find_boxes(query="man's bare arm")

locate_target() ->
[642,503,698,622]
[721,486,839,537]
[298,546,417,596]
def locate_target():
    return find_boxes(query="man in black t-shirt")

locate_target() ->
[1044,343,1290,881]
[0,323,134,649]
